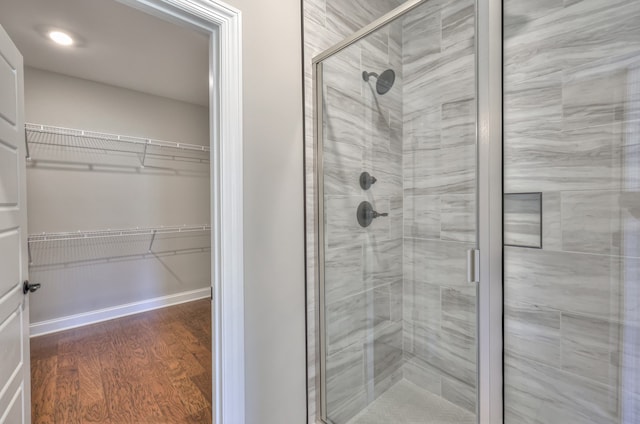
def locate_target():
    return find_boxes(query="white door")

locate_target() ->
[0,24,30,424]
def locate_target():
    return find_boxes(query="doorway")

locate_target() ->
[0,0,244,422]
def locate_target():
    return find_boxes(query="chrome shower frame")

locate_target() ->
[311,0,503,422]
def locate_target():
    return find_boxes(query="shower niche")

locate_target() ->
[315,0,478,423]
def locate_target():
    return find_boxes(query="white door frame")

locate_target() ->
[116,1,245,423]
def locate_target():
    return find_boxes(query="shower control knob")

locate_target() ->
[357,201,388,228]
[359,172,377,190]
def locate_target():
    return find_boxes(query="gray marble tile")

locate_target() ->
[441,0,475,52]
[562,52,640,131]
[324,84,365,146]
[504,0,640,87]
[326,343,366,423]
[504,300,561,367]
[404,145,476,196]
[402,14,441,79]
[561,190,640,257]
[560,312,620,386]
[404,41,475,106]
[326,290,368,356]
[408,321,476,386]
[504,353,617,424]
[503,73,562,142]
[617,322,640,397]
[373,285,393,326]
[325,243,364,305]
[504,247,621,321]
[360,25,389,72]
[503,0,564,38]
[303,16,342,60]
[402,354,442,396]
[389,280,403,323]
[542,191,562,251]
[619,257,640,329]
[303,0,326,27]
[366,148,402,196]
[404,238,474,287]
[442,374,476,414]
[441,98,476,148]
[388,196,403,241]
[504,192,542,248]
[326,284,399,358]
[388,20,403,75]
[325,195,365,249]
[403,279,441,332]
[402,0,442,36]
[403,103,441,149]
[365,321,403,391]
[371,366,403,403]
[441,194,476,243]
[563,67,625,132]
[403,194,441,240]
[441,286,476,339]
[323,139,364,195]
[505,122,640,193]
[325,0,403,39]
[363,237,402,286]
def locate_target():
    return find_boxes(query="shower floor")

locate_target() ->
[345,379,475,424]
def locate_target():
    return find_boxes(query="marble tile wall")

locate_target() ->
[321,19,406,423]
[302,1,405,422]
[400,0,477,414]
[504,0,640,423]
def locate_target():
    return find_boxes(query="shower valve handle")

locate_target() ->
[357,201,388,227]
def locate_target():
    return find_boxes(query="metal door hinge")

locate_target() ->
[210,286,213,300]
[467,249,480,284]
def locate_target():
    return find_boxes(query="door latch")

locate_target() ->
[23,280,41,294]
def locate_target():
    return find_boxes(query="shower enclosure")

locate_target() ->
[313,0,640,423]
[314,1,483,422]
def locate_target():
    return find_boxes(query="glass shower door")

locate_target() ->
[316,1,478,423]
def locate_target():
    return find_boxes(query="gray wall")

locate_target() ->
[25,67,211,323]
[220,0,307,422]
[503,0,640,423]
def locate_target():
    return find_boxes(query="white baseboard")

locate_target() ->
[30,287,211,337]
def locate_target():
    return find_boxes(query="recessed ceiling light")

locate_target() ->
[48,31,74,46]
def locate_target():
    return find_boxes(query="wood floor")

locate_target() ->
[30,299,212,424]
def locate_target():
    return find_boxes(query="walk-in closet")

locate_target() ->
[0,0,214,421]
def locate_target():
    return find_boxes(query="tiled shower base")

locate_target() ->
[344,379,475,424]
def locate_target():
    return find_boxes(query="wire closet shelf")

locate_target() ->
[27,225,212,244]
[27,225,212,266]
[25,123,210,166]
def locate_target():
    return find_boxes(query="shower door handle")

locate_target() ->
[467,249,479,284]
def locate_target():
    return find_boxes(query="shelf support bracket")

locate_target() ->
[27,240,32,265]
[148,229,157,252]
[24,128,31,160]
[141,140,149,167]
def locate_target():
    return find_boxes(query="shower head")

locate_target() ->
[362,69,396,95]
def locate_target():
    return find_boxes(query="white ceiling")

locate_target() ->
[0,0,209,106]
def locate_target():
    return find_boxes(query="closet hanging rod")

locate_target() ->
[28,225,211,243]
[25,123,211,153]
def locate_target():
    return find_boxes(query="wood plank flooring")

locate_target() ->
[30,299,212,424]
